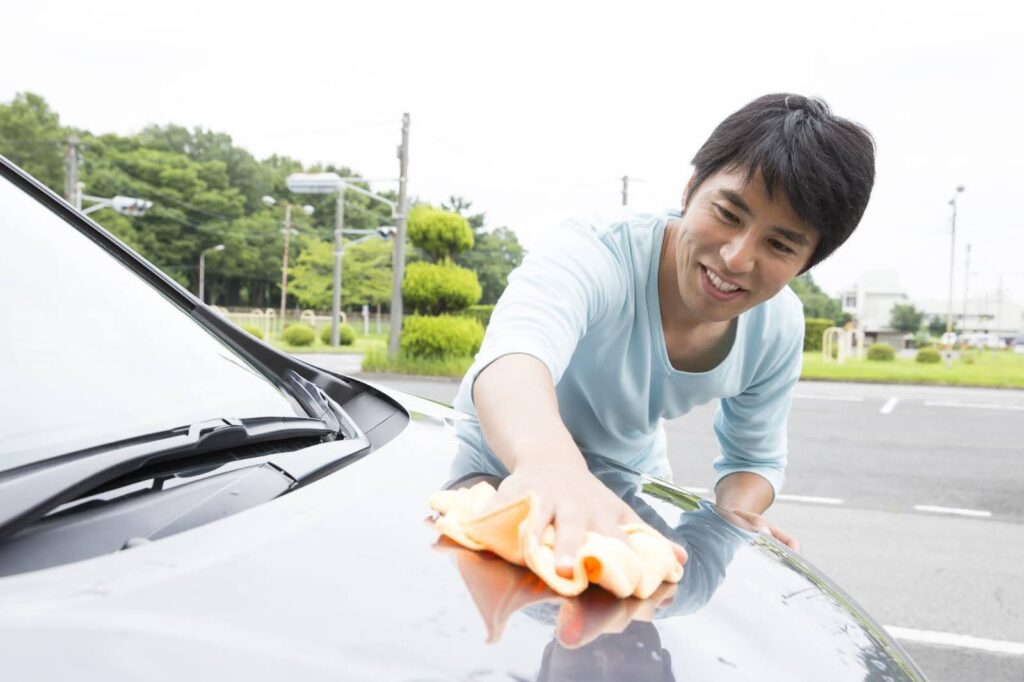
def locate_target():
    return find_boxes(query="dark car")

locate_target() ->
[0,155,926,681]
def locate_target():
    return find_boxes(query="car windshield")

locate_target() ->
[0,171,306,471]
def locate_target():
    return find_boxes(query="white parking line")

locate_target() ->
[884,625,1024,656]
[924,400,1024,412]
[793,394,865,402]
[913,504,992,518]
[776,494,844,505]
[880,397,899,414]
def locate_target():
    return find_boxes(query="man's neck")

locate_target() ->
[658,220,736,372]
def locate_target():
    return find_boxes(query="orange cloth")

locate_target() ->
[430,482,684,599]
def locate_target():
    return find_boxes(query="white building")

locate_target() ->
[839,270,1024,344]
[839,270,910,346]
[917,294,1023,339]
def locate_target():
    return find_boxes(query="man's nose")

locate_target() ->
[721,231,756,273]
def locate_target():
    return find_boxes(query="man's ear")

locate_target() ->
[681,174,697,209]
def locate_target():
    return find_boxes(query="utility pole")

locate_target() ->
[331,187,346,346]
[280,203,294,332]
[64,137,80,207]
[945,185,965,336]
[388,113,410,358]
[961,243,971,333]
[621,175,629,206]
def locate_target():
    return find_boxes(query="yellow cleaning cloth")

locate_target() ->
[430,482,684,599]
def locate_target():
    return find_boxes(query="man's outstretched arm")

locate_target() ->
[473,353,688,577]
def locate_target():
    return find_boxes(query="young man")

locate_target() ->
[451,94,875,577]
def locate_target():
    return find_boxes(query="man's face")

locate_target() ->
[667,167,820,325]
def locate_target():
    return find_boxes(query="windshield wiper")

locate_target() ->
[0,415,335,544]
[283,370,347,438]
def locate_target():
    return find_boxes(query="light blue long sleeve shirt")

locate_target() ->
[451,211,805,496]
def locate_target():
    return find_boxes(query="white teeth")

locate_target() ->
[706,267,739,293]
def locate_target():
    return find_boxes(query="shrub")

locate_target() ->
[804,317,833,352]
[403,262,482,315]
[916,347,941,364]
[866,343,895,361]
[463,304,495,327]
[283,323,316,346]
[242,323,264,339]
[320,323,356,346]
[960,350,977,365]
[408,205,474,261]
[400,315,484,359]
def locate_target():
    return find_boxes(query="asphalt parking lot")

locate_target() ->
[303,355,1024,682]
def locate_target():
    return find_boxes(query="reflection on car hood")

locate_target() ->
[0,387,924,681]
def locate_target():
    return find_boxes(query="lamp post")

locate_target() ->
[287,172,401,345]
[945,185,965,338]
[263,196,313,333]
[81,193,154,216]
[198,244,224,303]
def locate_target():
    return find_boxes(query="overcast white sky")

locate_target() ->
[3,0,1023,305]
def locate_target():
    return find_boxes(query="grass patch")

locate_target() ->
[801,350,1024,388]
[361,349,473,378]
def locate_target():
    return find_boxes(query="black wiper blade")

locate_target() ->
[0,416,334,544]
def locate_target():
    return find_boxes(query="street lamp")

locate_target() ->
[198,244,225,303]
[81,193,154,216]
[945,185,965,338]
[286,172,402,346]
[263,196,313,332]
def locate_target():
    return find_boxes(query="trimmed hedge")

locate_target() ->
[867,343,895,361]
[283,323,316,346]
[804,317,834,352]
[400,315,484,359]
[242,323,264,340]
[916,347,941,364]
[320,322,356,346]
[403,262,482,315]
[463,304,495,327]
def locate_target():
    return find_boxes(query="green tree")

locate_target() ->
[456,227,524,304]
[289,237,394,310]
[442,195,485,231]
[408,204,473,262]
[0,92,66,192]
[890,303,924,333]
[788,273,843,323]
[927,315,946,336]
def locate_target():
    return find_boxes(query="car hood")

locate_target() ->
[0,387,924,681]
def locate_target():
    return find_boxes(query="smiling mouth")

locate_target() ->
[700,265,745,299]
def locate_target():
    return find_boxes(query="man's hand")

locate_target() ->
[714,471,800,552]
[483,464,689,578]
[716,507,801,552]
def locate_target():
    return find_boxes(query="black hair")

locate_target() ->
[688,94,875,271]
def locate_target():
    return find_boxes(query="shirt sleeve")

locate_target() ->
[459,221,628,407]
[711,302,805,499]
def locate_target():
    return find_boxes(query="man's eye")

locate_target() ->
[770,239,795,255]
[714,204,739,223]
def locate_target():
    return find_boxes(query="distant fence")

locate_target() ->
[211,307,346,338]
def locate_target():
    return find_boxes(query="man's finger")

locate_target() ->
[671,542,689,565]
[769,525,800,552]
[552,512,586,579]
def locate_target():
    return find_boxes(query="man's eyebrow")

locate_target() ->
[773,226,811,247]
[718,188,811,248]
[717,189,752,215]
